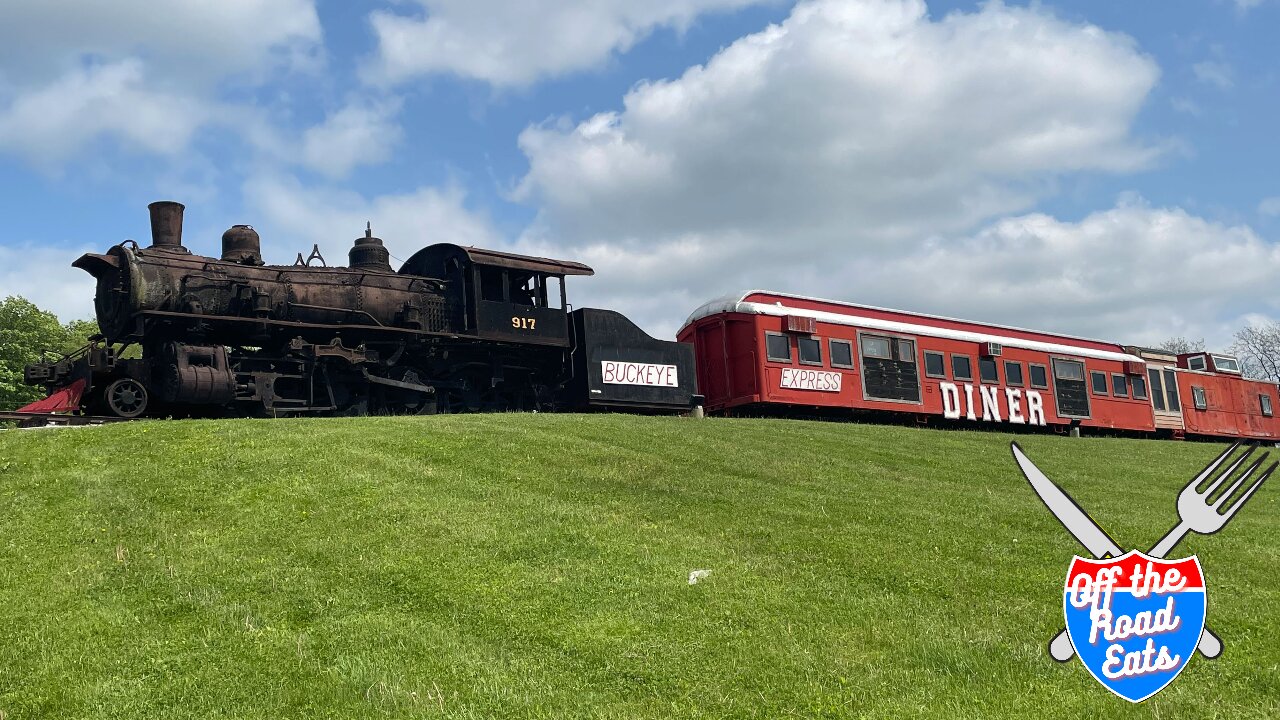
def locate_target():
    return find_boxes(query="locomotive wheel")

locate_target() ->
[437,386,482,414]
[389,367,433,415]
[106,378,149,418]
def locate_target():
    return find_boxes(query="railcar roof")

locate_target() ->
[400,243,593,277]
[682,290,1144,364]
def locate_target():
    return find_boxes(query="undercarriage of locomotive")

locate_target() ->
[35,330,568,419]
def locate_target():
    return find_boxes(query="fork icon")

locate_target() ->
[1032,442,1275,662]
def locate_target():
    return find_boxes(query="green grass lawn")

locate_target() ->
[0,415,1277,718]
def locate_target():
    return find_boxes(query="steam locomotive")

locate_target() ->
[21,202,698,418]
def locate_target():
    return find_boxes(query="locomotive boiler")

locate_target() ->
[22,201,699,418]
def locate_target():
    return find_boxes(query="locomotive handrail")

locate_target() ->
[288,302,386,327]
[35,339,100,365]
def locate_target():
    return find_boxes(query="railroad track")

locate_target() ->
[0,411,129,428]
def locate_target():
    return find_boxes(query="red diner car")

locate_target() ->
[678,291,1280,440]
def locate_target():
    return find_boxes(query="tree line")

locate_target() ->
[0,297,100,409]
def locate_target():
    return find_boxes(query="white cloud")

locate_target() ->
[0,1,323,170]
[300,99,404,179]
[243,175,501,267]
[1192,60,1234,89]
[845,201,1280,350]
[513,0,1162,336]
[0,1,322,86]
[1260,197,1280,217]
[0,60,206,169]
[0,244,97,323]
[365,0,770,87]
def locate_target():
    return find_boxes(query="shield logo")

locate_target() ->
[1062,550,1206,703]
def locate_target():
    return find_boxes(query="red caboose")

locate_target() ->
[678,291,1155,433]
[1172,352,1279,440]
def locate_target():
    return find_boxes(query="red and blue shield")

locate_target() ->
[1062,550,1206,703]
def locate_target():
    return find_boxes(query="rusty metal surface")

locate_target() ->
[20,200,699,420]
[147,201,188,252]
[221,225,263,265]
[349,225,392,272]
[77,242,460,341]
[399,243,594,278]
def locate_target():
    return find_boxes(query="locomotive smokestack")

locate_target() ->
[147,201,185,250]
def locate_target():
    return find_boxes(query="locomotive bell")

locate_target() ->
[147,200,187,252]
[349,223,392,272]
[221,224,264,265]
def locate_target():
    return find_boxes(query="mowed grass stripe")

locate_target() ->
[0,415,1277,718]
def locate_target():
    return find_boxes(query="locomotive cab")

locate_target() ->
[399,244,593,346]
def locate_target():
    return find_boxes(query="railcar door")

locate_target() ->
[1051,357,1090,420]
[1145,366,1185,432]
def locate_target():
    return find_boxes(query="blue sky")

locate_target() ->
[2,0,1279,348]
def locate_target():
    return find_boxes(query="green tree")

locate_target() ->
[0,296,99,409]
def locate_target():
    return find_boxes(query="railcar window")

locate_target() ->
[1132,375,1148,400]
[979,357,999,384]
[798,337,822,365]
[1112,374,1129,398]
[1054,358,1085,381]
[765,332,791,363]
[830,339,854,369]
[545,276,564,309]
[1147,369,1165,410]
[952,355,973,381]
[479,267,506,302]
[896,338,916,363]
[1262,394,1274,417]
[1004,361,1024,386]
[1054,359,1085,382]
[1188,355,1207,372]
[861,336,892,360]
[1090,371,1108,395]
[1029,363,1048,389]
[924,351,946,378]
[1213,355,1241,373]
[1192,386,1207,410]
[510,273,539,307]
[1164,369,1180,411]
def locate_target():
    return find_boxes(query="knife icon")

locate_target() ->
[1011,443,1222,661]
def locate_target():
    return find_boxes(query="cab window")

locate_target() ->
[479,267,506,302]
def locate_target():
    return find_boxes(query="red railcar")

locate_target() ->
[1172,352,1279,440]
[678,291,1280,440]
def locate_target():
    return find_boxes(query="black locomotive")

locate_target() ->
[22,202,698,418]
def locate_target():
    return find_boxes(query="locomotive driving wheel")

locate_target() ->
[436,383,482,414]
[105,378,149,418]
[389,367,434,415]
